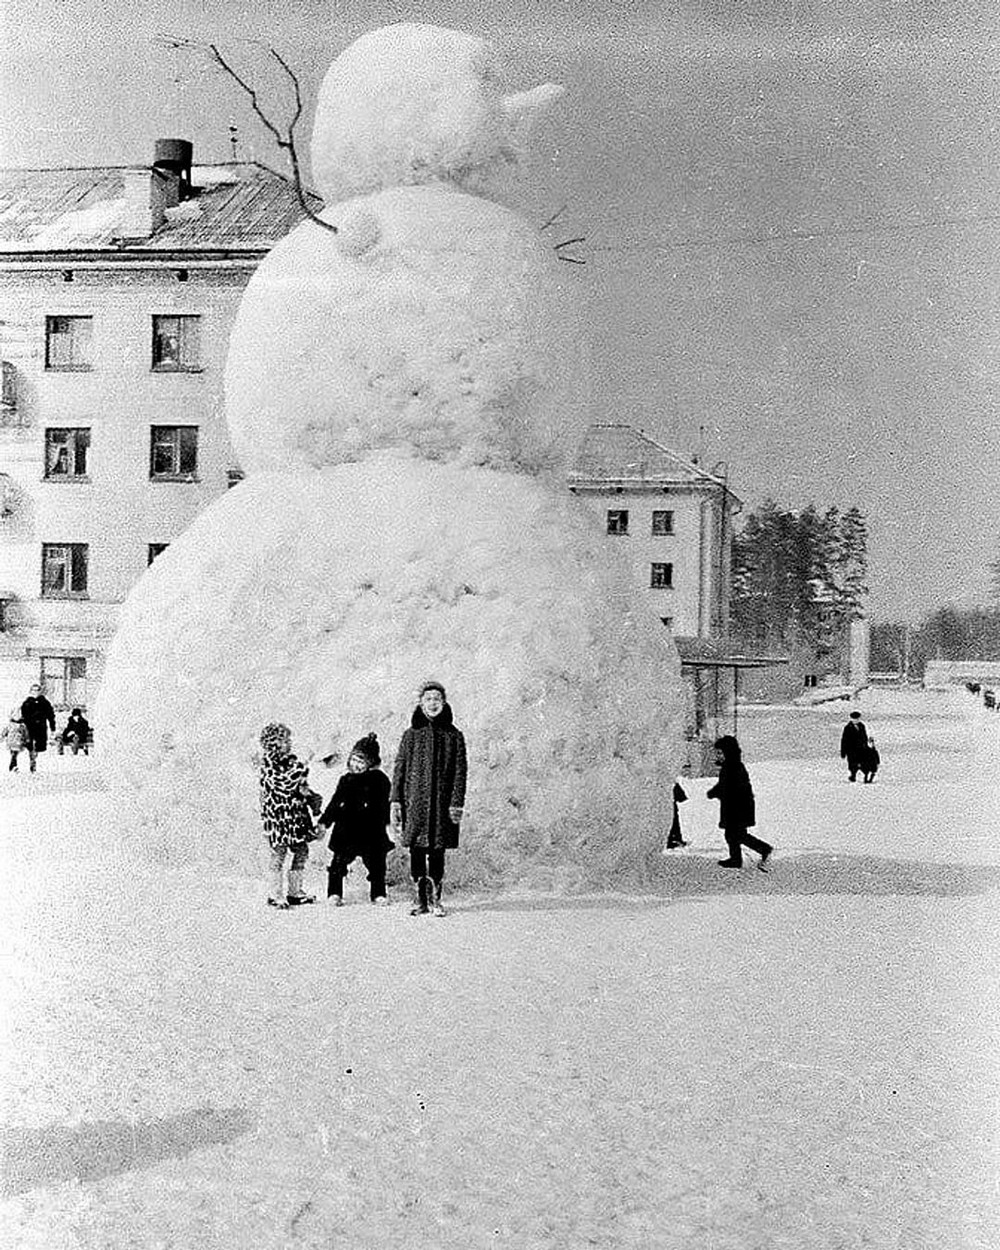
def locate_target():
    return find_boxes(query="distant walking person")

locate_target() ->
[859,735,880,784]
[391,680,467,917]
[20,683,55,774]
[840,709,869,782]
[2,711,27,771]
[319,733,394,906]
[707,735,772,872]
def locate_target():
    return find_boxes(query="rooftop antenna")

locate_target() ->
[694,423,706,465]
[228,124,239,161]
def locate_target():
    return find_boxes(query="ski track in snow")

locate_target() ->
[1,689,998,1248]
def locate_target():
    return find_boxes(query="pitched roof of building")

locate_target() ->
[0,162,318,253]
[570,423,734,491]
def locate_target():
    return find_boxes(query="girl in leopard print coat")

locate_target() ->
[258,722,318,909]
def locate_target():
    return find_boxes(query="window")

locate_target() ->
[661,616,674,630]
[148,543,169,565]
[40,656,88,709]
[41,543,89,598]
[607,509,629,535]
[227,467,245,489]
[650,562,673,589]
[651,510,674,535]
[152,315,201,371]
[44,428,90,479]
[150,426,198,479]
[45,316,93,370]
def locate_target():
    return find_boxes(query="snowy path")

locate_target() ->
[1,691,998,1248]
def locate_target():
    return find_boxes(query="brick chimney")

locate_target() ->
[119,139,192,242]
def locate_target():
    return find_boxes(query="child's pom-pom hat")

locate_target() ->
[350,732,381,766]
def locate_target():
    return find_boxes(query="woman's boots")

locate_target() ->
[410,876,445,916]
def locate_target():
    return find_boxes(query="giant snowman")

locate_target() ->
[97,24,686,891]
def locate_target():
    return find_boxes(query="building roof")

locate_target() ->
[569,423,736,494]
[673,636,789,669]
[0,162,318,254]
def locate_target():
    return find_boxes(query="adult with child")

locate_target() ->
[20,683,55,774]
[391,680,467,917]
[707,735,773,872]
[257,721,321,910]
[318,732,394,906]
[839,709,869,783]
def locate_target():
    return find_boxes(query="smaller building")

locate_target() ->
[568,423,740,639]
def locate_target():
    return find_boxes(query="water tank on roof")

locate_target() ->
[154,138,193,171]
[153,139,193,195]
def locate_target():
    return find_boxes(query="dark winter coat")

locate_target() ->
[391,703,467,850]
[706,759,756,830]
[62,712,90,744]
[20,695,55,752]
[320,768,393,858]
[858,741,880,778]
[840,719,868,763]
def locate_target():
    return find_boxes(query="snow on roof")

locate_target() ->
[569,423,736,492]
[0,163,319,252]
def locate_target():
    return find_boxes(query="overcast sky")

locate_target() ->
[4,0,999,621]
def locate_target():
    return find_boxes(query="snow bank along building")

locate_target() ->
[0,144,741,733]
[0,141,313,718]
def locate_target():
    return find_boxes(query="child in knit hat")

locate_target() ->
[318,732,393,905]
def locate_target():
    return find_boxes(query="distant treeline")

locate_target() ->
[871,607,1000,677]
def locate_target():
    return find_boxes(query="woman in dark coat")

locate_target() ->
[706,735,773,872]
[20,683,55,773]
[390,680,467,917]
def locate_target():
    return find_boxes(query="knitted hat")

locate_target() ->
[260,722,290,751]
[419,679,446,699]
[350,732,381,765]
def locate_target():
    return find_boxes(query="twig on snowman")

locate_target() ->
[539,203,587,264]
[156,34,338,236]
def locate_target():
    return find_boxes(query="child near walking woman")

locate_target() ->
[2,711,27,771]
[707,735,773,872]
[318,733,393,906]
[257,722,320,909]
[391,680,467,917]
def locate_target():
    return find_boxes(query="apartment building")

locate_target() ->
[568,423,739,639]
[0,140,313,716]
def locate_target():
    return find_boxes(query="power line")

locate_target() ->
[589,209,1000,254]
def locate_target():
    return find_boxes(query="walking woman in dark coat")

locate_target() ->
[20,683,55,773]
[390,680,467,917]
[707,735,773,872]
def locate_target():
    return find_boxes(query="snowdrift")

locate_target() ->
[95,458,684,890]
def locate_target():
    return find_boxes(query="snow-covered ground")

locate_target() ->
[1,687,998,1248]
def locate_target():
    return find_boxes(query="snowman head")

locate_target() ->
[310,23,563,204]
